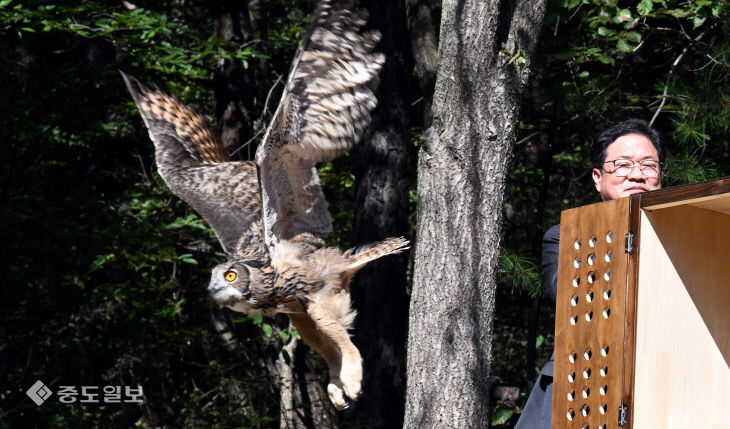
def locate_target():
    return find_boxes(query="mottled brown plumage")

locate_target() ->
[123,0,407,410]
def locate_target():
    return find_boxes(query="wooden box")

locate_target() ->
[552,177,730,429]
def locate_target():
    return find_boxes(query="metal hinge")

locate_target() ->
[625,232,634,254]
[618,404,629,426]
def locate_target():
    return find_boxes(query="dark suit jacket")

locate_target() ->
[514,224,559,428]
[539,224,559,377]
[541,224,560,302]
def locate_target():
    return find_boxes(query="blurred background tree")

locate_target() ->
[0,0,728,427]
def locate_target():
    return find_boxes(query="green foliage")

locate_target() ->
[491,407,515,426]
[0,0,265,85]
[318,158,356,248]
[499,248,542,297]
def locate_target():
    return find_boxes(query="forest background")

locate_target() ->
[1,0,728,427]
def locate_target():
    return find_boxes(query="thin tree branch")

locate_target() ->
[650,24,717,126]
[228,74,282,157]
[229,127,265,157]
[261,74,284,123]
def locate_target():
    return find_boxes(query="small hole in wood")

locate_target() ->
[574,238,582,249]
[603,308,611,319]
[583,367,591,379]
[599,425,606,429]
[601,346,609,357]
[573,276,581,287]
[606,231,614,243]
[568,390,575,401]
[570,314,578,325]
[574,257,582,268]
[581,404,590,416]
[600,366,608,377]
[585,311,593,322]
[571,295,579,306]
[582,387,590,398]
[569,351,577,363]
[605,250,613,262]
[589,236,597,247]
[587,272,596,284]
[568,371,576,382]
[584,348,592,360]
[567,409,575,421]
[582,425,590,429]
[604,270,612,281]
[586,291,594,303]
[587,253,596,266]
[600,385,607,395]
[603,289,611,300]
[600,403,607,415]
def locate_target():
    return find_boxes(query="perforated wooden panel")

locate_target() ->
[552,197,631,429]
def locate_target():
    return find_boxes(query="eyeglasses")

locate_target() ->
[603,159,661,178]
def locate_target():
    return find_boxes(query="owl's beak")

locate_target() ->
[207,282,220,294]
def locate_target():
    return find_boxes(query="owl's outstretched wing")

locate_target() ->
[255,0,385,248]
[122,72,266,259]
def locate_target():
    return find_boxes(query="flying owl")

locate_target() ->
[122,0,409,410]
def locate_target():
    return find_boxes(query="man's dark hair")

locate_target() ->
[590,119,665,169]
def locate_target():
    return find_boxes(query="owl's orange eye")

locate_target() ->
[224,271,237,282]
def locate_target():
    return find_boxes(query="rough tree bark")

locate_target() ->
[405,0,439,126]
[261,318,337,429]
[404,0,546,427]
[348,1,415,428]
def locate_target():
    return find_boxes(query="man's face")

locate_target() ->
[592,133,662,201]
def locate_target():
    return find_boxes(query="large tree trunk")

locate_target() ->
[405,0,439,126]
[404,0,546,427]
[349,1,415,428]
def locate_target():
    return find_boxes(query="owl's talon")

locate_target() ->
[342,381,361,402]
[327,380,347,410]
[339,364,362,402]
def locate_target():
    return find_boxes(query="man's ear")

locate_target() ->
[592,167,602,193]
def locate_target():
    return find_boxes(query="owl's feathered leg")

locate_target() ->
[287,289,361,410]
[312,309,362,409]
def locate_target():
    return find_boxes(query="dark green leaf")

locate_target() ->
[616,38,634,52]
[624,31,642,43]
[252,313,263,326]
[536,335,545,348]
[637,0,653,15]
[491,408,515,426]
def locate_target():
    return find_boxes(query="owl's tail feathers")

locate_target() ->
[120,71,229,166]
[343,236,410,273]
